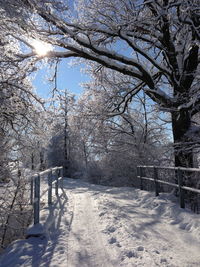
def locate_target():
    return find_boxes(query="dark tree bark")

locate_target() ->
[172,112,193,168]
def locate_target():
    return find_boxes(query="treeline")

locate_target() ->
[31,87,173,187]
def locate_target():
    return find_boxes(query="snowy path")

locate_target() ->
[0,178,200,267]
[67,192,116,267]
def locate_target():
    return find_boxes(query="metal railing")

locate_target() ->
[30,166,64,224]
[137,165,200,212]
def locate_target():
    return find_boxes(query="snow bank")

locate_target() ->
[91,185,200,266]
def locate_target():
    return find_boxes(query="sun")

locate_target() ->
[32,40,52,56]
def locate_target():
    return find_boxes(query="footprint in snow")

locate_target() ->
[107,226,116,233]
[137,246,144,251]
[108,237,117,244]
[99,212,106,217]
[160,258,168,263]
[153,250,160,254]
[125,250,138,258]
[108,236,121,247]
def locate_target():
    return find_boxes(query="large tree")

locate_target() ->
[1,0,200,168]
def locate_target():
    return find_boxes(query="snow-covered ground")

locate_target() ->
[0,178,199,267]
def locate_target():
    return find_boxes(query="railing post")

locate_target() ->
[178,168,185,209]
[154,167,159,196]
[34,174,40,224]
[48,169,52,205]
[30,177,34,205]
[136,166,139,185]
[55,168,59,196]
[139,167,144,190]
[61,167,64,189]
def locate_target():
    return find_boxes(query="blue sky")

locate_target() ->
[32,38,133,100]
[33,58,90,99]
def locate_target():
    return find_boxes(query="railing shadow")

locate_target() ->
[27,187,69,267]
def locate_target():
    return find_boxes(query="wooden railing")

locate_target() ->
[30,166,64,224]
[137,165,200,210]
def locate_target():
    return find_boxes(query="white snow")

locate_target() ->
[0,178,200,267]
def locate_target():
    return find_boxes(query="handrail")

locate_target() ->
[137,165,200,210]
[30,166,64,224]
[138,165,200,172]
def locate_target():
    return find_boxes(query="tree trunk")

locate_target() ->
[31,153,34,170]
[39,151,44,171]
[172,111,193,168]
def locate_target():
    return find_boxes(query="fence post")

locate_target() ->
[61,167,64,189]
[55,168,59,196]
[30,177,34,205]
[177,168,185,209]
[34,174,40,224]
[154,167,159,197]
[48,169,52,205]
[136,166,139,185]
[139,167,144,190]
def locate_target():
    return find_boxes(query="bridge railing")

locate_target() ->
[137,165,200,212]
[30,166,64,224]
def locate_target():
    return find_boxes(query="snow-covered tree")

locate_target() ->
[1,0,200,169]
[46,90,76,175]
[76,81,171,185]
[0,15,43,180]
